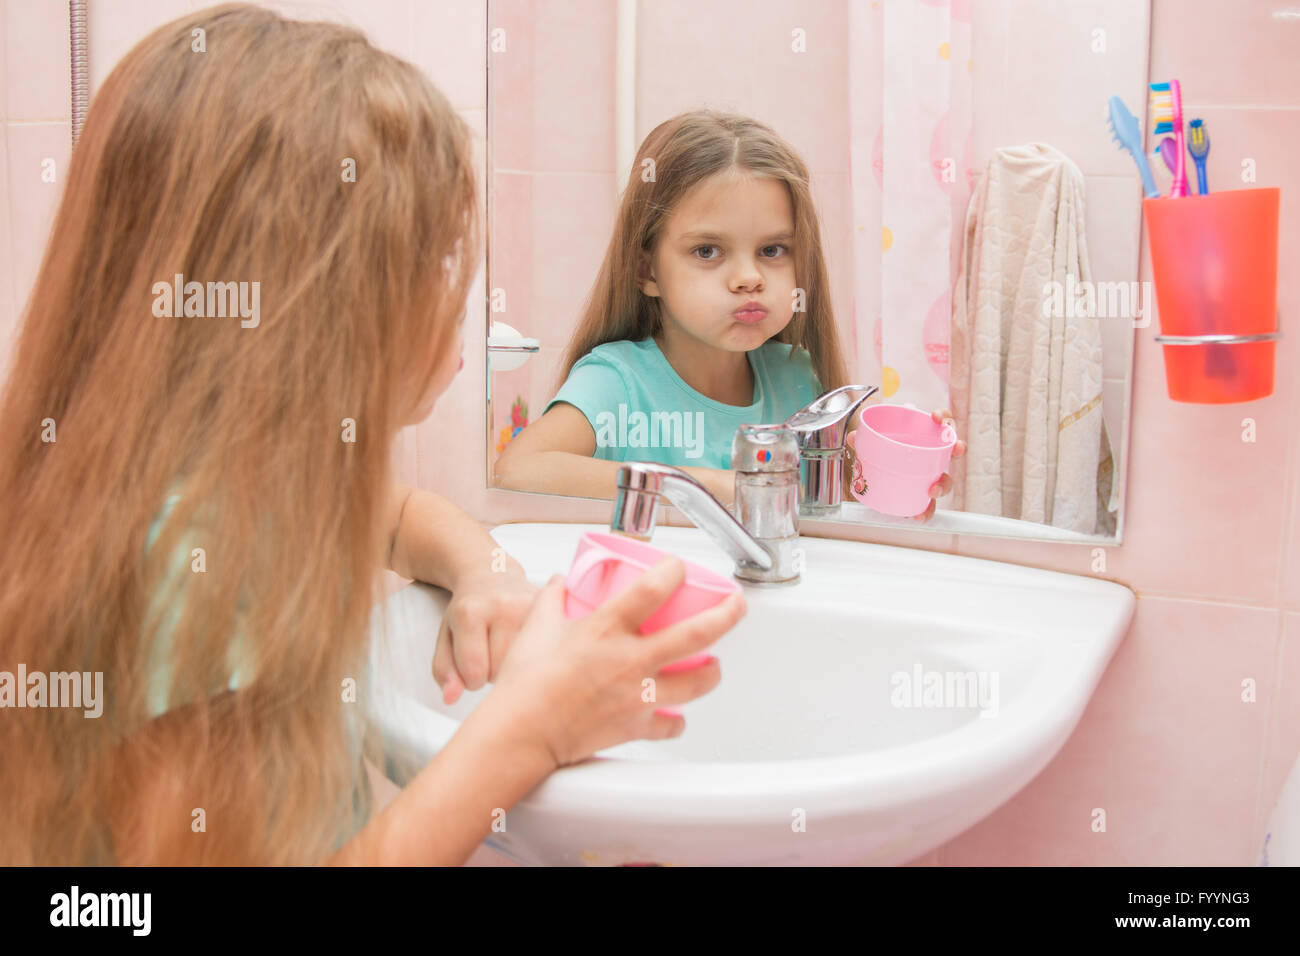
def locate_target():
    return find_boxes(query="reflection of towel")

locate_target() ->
[950,143,1117,535]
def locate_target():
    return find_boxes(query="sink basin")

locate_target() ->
[366,522,1134,865]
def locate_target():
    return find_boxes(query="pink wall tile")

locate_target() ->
[1085,175,1143,383]
[1150,0,1300,109]
[638,0,850,178]
[745,0,850,177]
[412,0,486,111]
[489,169,533,335]
[530,170,616,346]
[1256,613,1300,855]
[6,121,70,321]
[944,596,1278,865]
[638,0,756,126]
[0,121,13,379]
[531,0,614,174]
[1285,459,1300,610]
[485,0,534,174]
[0,0,7,120]
[4,0,70,120]
[810,170,855,364]
[994,0,1151,178]
[1101,376,1127,472]
[86,0,191,95]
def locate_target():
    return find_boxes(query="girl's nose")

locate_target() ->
[458,355,464,371]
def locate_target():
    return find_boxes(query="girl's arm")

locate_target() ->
[326,693,552,866]
[385,484,526,587]
[384,484,538,703]
[492,403,736,506]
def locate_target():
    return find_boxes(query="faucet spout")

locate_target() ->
[612,462,774,576]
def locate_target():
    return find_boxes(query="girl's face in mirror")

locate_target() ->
[639,172,798,354]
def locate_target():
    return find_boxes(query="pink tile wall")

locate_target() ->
[3,0,1298,866]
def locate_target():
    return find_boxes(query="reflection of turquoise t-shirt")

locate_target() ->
[144,492,372,855]
[544,337,823,469]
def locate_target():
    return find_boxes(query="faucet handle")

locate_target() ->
[731,423,799,473]
[784,384,879,452]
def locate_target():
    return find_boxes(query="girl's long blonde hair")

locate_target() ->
[557,109,848,395]
[0,3,479,864]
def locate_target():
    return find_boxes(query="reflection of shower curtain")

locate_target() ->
[849,0,973,414]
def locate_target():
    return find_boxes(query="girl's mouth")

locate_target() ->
[732,307,767,325]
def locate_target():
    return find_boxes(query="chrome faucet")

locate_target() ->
[785,384,879,515]
[611,424,802,585]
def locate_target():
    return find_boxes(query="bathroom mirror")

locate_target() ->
[484,0,1151,544]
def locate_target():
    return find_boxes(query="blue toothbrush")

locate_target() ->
[1107,95,1160,198]
[1187,118,1210,194]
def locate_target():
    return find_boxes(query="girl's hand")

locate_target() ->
[432,565,538,706]
[913,408,967,523]
[487,557,745,769]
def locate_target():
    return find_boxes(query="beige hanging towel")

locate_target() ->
[950,143,1118,535]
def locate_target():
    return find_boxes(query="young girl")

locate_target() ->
[494,110,963,515]
[0,4,742,866]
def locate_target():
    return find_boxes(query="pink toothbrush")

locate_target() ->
[1149,81,1190,198]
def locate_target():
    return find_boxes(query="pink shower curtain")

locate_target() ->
[850,0,973,414]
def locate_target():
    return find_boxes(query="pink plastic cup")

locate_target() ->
[564,531,739,675]
[846,403,958,517]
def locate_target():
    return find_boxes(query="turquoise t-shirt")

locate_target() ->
[545,337,822,469]
[143,492,372,855]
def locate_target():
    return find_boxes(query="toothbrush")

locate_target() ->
[1154,136,1178,181]
[1187,118,1210,194]
[1107,95,1160,198]
[1149,80,1190,197]
[1156,105,1231,376]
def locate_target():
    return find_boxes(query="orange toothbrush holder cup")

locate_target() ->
[1143,187,1281,403]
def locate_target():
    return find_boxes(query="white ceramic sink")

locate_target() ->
[366,522,1134,865]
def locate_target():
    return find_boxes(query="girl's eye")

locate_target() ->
[691,244,789,261]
